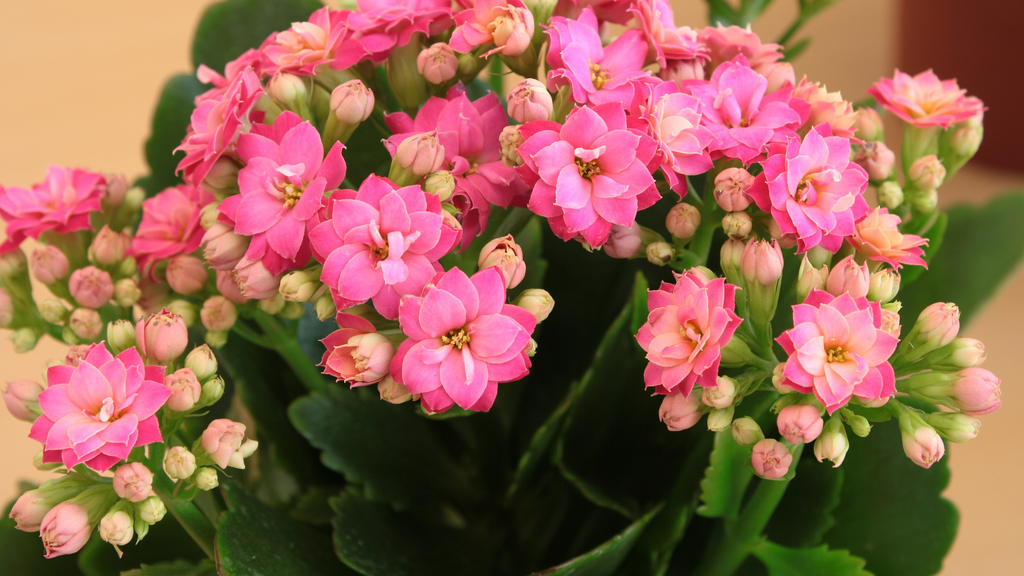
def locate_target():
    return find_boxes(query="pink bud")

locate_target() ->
[164,368,202,412]
[478,234,526,289]
[776,404,824,444]
[378,375,413,404]
[714,168,754,212]
[915,302,960,348]
[268,73,309,110]
[951,367,1001,415]
[740,239,784,287]
[65,344,95,367]
[10,490,54,532]
[751,438,793,479]
[233,258,281,300]
[880,308,901,338]
[68,266,115,309]
[202,223,248,271]
[702,376,737,409]
[201,295,238,332]
[30,246,70,285]
[507,79,553,123]
[417,43,458,85]
[0,288,11,328]
[112,462,154,502]
[394,131,445,181]
[796,256,828,303]
[666,203,701,240]
[604,222,643,259]
[166,255,208,295]
[69,308,103,340]
[659,59,704,82]
[88,226,129,266]
[321,331,395,385]
[825,255,870,298]
[490,3,534,57]
[853,141,895,181]
[216,270,248,304]
[2,379,43,422]
[659,391,703,431]
[201,419,258,469]
[499,126,524,167]
[762,61,795,93]
[855,107,884,141]
[136,308,188,365]
[331,80,374,124]
[39,502,92,558]
[901,420,945,469]
[0,247,26,278]
[932,338,987,370]
[908,154,946,190]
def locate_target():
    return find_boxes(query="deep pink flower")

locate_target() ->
[867,69,985,128]
[685,56,803,163]
[28,344,170,472]
[309,175,459,319]
[554,0,633,25]
[349,0,453,63]
[260,7,367,76]
[516,104,658,247]
[217,112,345,274]
[747,124,869,253]
[195,50,266,105]
[777,290,899,414]
[175,67,264,188]
[636,81,715,195]
[545,7,653,106]
[0,167,104,251]
[630,0,709,68]
[130,185,212,278]
[450,0,534,57]
[636,270,742,396]
[390,267,536,413]
[847,207,928,269]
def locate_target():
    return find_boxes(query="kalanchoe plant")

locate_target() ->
[0,0,1019,574]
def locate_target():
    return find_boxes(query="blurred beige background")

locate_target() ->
[1,1,1021,574]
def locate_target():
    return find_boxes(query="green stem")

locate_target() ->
[253,312,327,393]
[230,320,272,349]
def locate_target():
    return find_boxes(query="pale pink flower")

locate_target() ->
[776,404,824,444]
[0,167,104,251]
[201,419,258,469]
[637,81,715,195]
[507,79,554,123]
[777,290,899,414]
[164,368,202,412]
[130,185,213,278]
[636,270,742,396]
[261,7,367,76]
[792,77,859,141]
[825,255,870,298]
[747,124,869,253]
[630,0,709,68]
[112,462,154,502]
[309,175,459,319]
[320,313,395,385]
[68,266,114,309]
[450,0,534,57]
[699,25,785,76]
[901,419,945,469]
[516,104,658,247]
[350,0,454,63]
[28,344,170,471]
[39,502,92,558]
[751,438,792,479]
[417,43,459,84]
[867,69,985,128]
[390,267,536,413]
[847,208,928,269]
[30,246,70,285]
[659,390,703,431]
[545,8,652,106]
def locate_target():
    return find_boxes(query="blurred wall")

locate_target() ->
[1,1,1021,574]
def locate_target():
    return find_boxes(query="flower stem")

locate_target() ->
[253,312,327,393]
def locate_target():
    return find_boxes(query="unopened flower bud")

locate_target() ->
[202,223,248,271]
[331,80,374,125]
[279,267,322,302]
[826,255,870,298]
[899,410,945,469]
[880,307,901,338]
[659,391,703,431]
[841,410,872,437]
[762,61,795,93]
[2,379,43,421]
[949,124,982,158]
[713,168,754,211]
[137,496,166,525]
[777,404,824,444]
[205,330,228,348]
[707,405,735,432]
[38,501,93,558]
[927,338,987,371]
[268,73,310,115]
[741,238,783,325]
[40,298,69,324]
[646,241,674,265]
[98,500,134,549]
[185,344,218,382]
[199,202,221,231]
[867,269,900,303]
[137,308,188,365]
[69,308,102,341]
[772,362,795,394]
[257,294,286,315]
[666,203,701,241]
[194,467,220,491]
[112,278,141,308]
[499,125,524,166]
[907,188,938,213]
[854,107,884,141]
[378,375,413,404]
[720,238,745,287]
[853,141,895,181]
[507,78,553,123]
[423,171,455,202]
[731,417,765,446]
[164,368,202,412]
[163,446,196,480]
[599,222,640,259]
[389,130,445,187]
[814,416,849,467]
[720,336,752,366]
[69,266,114,309]
[876,181,904,210]
[198,296,236,334]
[0,247,27,279]
[198,376,225,409]
[926,412,981,443]
[751,439,792,479]
[659,58,704,82]
[478,235,526,289]
[417,43,458,84]
[904,302,960,360]
[280,301,304,319]
[166,255,207,296]
[949,367,1001,415]
[722,211,752,239]
[908,154,946,190]
[105,320,136,355]
[795,256,828,304]
[702,375,737,409]
[201,419,258,469]
[166,299,198,327]
[89,226,129,267]
[112,462,154,502]
[315,291,337,321]
[514,289,555,322]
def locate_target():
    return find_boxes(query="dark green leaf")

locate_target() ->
[340,114,395,185]
[782,37,812,61]
[0,501,84,576]
[290,486,340,526]
[191,0,323,74]
[630,271,650,337]
[751,541,872,576]
[137,74,206,196]
[216,482,352,576]
[508,215,548,300]
[900,211,947,286]
[119,560,216,576]
[823,418,957,576]
[765,457,844,548]
[289,384,475,506]
[899,193,1024,327]
[697,430,754,519]
[331,490,487,576]
[506,383,575,499]
[531,505,662,576]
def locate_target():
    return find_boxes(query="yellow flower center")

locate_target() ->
[826,346,847,363]
[590,62,611,90]
[575,157,601,179]
[281,183,304,208]
[441,328,470,349]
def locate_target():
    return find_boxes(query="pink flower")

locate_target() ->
[164,368,202,412]
[28,344,170,471]
[847,208,928,269]
[130,185,213,278]
[260,7,367,75]
[555,0,633,25]
[776,404,824,444]
[637,81,715,195]
[699,25,785,76]
[545,8,652,106]
[30,246,70,285]
[175,67,264,188]
[320,313,395,385]
[777,290,899,414]
[685,56,803,164]
[630,0,709,68]
[217,111,346,274]
[390,267,536,413]
[68,266,114,309]
[232,257,281,300]
[516,104,658,247]
[449,0,534,57]
[201,419,258,469]
[751,438,792,479]
[39,502,92,558]
[792,77,859,141]
[867,69,985,129]
[478,234,526,289]
[0,167,104,251]
[310,175,459,319]
[636,270,742,396]
[136,308,189,365]
[350,0,453,63]
[659,390,703,431]
[747,124,869,253]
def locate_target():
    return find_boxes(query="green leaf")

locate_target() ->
[782,37,812,61]
[191,0,323,73]
[136,74,206,196]
[823,418,957,576]
[900,211,947,286]
[697,430,754,519]
[507,383,575,499]
[630,271,650,337]
[899,193,1024,327]
[0,502,84,576]
[289,384,475,506]
[340,114,396,185]
[119,560,216,576]
[765,457,844,548]
[216,482,352,576]
[331,490,488,576]
[531,505,662,576]
[751,541,872,576]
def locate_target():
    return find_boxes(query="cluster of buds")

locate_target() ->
[163,418,259,492]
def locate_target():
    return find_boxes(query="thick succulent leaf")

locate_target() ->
[751,541,872,576]
[136,74,206,196]
[506,384,575,499]
[697,430,754,519]
[530,505,662,576]
[215,482,353,576]
[119,560,216,576]
[0,501,84,576]
[764,455,844,548]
